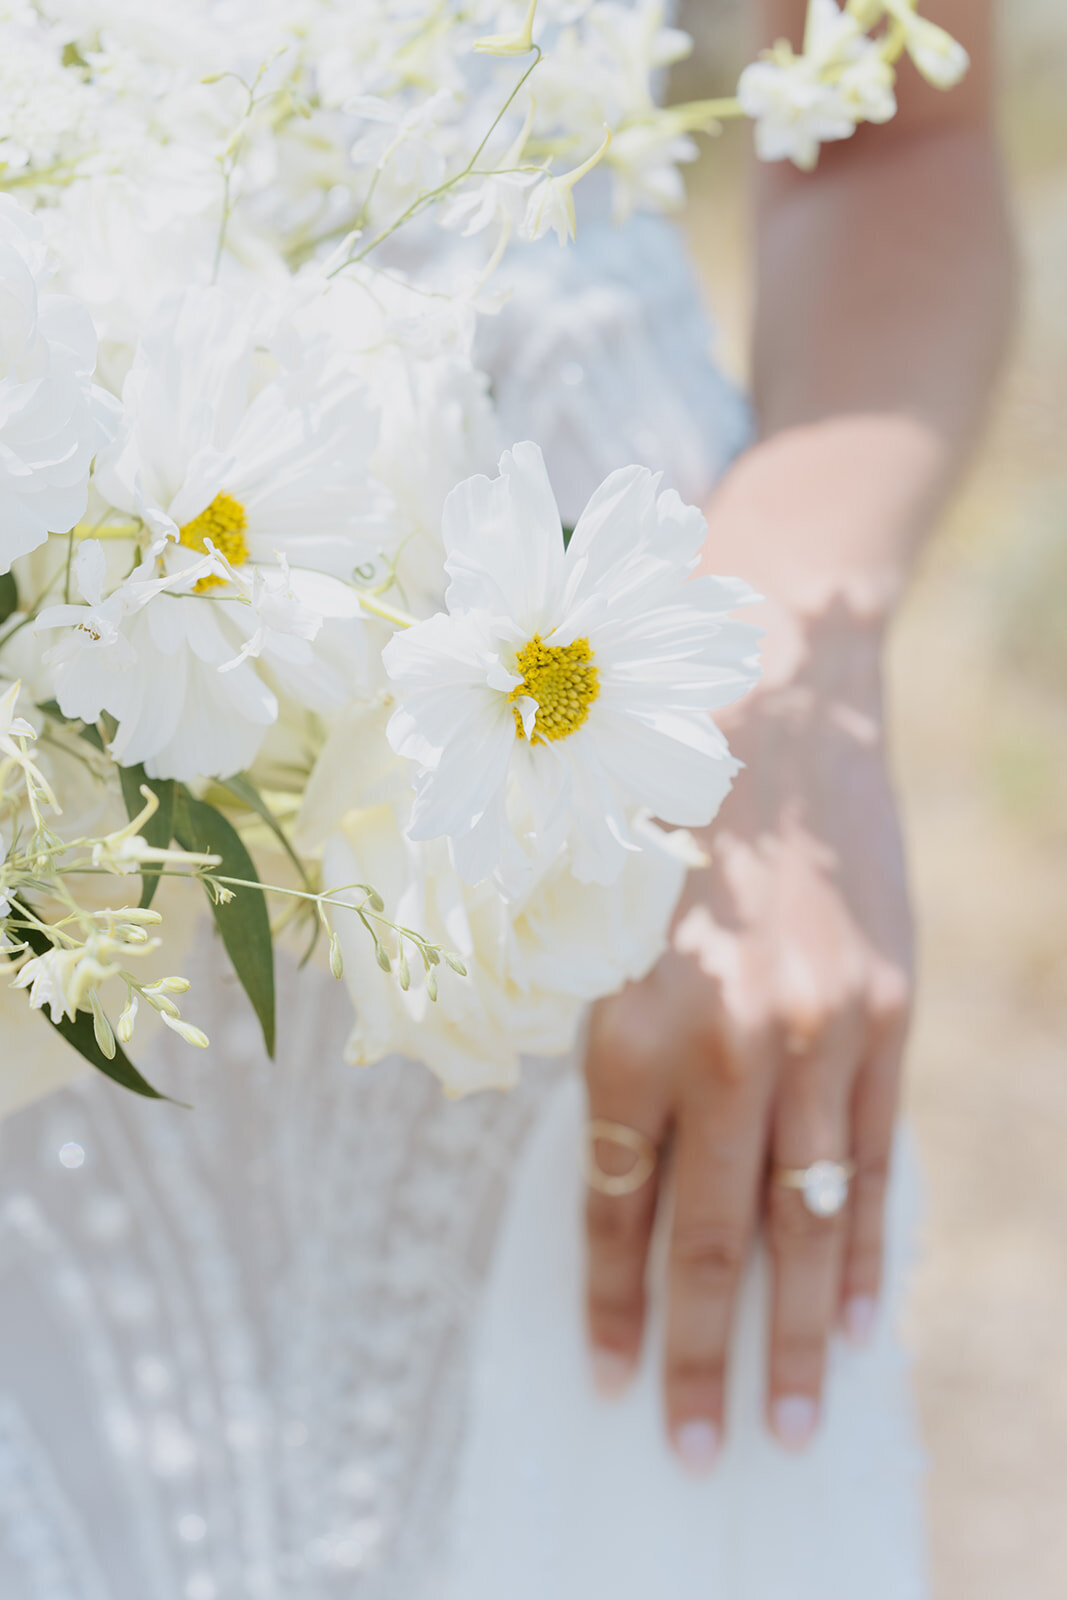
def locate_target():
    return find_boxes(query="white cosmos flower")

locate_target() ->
[0,196,111,573]
[382,442,760,889]
[94,286,392,578]
[36,539,281,779]
[39,286,398,780]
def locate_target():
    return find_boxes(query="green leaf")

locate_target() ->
[173,790,276,1058]
[9,914,176,1103]
[216,771,313,889]
[0,571,17,626]
[118,765,176,909]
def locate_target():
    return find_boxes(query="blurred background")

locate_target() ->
[678,4,1067,1596]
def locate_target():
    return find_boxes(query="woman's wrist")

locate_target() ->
[699,415,950,643]
[741,592,887,699]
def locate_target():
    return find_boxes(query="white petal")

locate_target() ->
[442,442,563,628]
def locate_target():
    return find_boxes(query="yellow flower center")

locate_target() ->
[178,492,249,593]
[510,634,599,743]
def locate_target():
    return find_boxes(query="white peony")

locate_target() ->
[382,442,760,889]
[301,702,697,1094]
[0,196,109,574]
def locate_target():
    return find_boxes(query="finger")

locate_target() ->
[664,1035,772,1474]
[767,1022,860,1451]
[841,989,910,1345]
[584,1005,671,1396]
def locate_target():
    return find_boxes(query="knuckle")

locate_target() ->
[588,1299,643,1346]
[670,1219,747,1286]
[868,970,913,1033]
[586,1196,648,1253]
[853,1156,891,1202]
[775,995,834,1042]
[773,1333,827,1375]
[587,1008,656,1083]
[774,996,845,1054]
[700,1022,767,1088]
[846,1238,883,1287]
[690,1010,727,1059]
[588,1279,642,1318]
[667,1353,727,1392]
[768,1188,845,1246]
[775,970,868,1048]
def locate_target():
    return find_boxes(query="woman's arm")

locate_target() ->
[583,0,1014,1468]
[718,0,1013,649]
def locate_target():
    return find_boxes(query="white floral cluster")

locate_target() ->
[738,0,970,170]
[0,681,215,1091]
[0,0,966,1099]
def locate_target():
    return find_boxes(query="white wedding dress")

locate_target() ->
[0,211,927,1600]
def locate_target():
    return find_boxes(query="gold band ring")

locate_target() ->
[774,1158,856,1219]
[584,1119,659,1198]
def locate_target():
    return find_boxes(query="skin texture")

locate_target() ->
[583,0,1015,1468]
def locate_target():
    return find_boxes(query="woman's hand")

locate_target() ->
[582,611,913,1471]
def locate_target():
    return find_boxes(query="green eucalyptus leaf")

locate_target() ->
[0,571,18,626]
[173,790,276,1058]
[216,771,312,889]
[9,915,176,1102]
[118,766,176,909]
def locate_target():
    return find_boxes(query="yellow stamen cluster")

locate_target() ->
[510,634,599,743]
[179,492,249,593]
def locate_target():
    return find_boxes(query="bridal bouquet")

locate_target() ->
[0,0,966,1105]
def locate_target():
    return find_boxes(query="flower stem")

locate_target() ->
[356,592,417,629]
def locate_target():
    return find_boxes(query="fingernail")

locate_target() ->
[772,1395,818,1451]
[590,1348,634,1399]
[673,1419,721,1476]
[843,1295,878,1347]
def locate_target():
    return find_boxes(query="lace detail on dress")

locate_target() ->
[0,937,565,1599]
[0,1396,112,1600]
[477,205,751,526]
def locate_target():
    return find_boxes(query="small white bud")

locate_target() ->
[89,993,117,1060]
[143,987,181,1018]
[116,994,139,1044]
[161,1013,210,1049]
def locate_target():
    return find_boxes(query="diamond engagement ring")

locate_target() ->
[774,1159,856,1219]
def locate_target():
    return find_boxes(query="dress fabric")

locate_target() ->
[0,216,927,1600]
